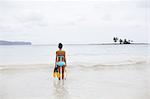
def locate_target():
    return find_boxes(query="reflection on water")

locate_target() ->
[53,80,69,99]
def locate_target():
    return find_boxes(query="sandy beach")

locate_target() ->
[0,63,149,99]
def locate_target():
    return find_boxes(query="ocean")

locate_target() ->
[0,44,150,99]
[0,44,149,66]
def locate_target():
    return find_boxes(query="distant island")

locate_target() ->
[0,40,32,45]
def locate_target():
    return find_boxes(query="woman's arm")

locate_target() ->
[64,52,67,67]
[55,52,57,67]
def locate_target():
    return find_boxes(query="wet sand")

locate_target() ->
[0,64,149,99]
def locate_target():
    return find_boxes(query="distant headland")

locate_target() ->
[0,40,32,45]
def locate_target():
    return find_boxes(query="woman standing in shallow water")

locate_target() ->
[55,43,67,80]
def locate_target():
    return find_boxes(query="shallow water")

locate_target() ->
[0,63,150,99]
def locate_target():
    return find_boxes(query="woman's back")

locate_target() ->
[56,50,65,62]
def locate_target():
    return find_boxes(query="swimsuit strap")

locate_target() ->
[57,55,64,61]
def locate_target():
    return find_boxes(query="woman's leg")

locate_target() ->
[58,66,61,80]
[62,66,64,79]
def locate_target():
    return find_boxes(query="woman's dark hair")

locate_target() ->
[58,43,63,49]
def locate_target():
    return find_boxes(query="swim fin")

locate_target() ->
[53,67,58,78]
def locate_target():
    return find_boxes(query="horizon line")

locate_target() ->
[32,43,150,46]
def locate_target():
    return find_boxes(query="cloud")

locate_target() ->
[0,0,149,44]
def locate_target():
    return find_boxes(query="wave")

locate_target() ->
[77,61,147,68]
[69,59,149,68]
[0,64,51,70]
[0,60,149,70]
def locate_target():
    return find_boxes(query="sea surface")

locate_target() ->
[0,44,149,66]
[0,44,150,99]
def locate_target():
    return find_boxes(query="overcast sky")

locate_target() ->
[0,0,149,44]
